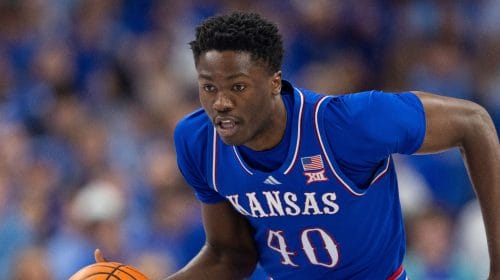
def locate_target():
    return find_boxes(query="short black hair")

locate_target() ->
[189,12,284,73]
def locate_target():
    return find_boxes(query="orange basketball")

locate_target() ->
[69,262,149,280]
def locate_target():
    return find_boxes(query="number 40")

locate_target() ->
[267,228,340,268]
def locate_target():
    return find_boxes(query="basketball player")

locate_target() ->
[97,12,500,279]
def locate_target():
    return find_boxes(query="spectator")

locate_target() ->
[405,207,477,279]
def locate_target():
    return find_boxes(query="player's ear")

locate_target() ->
[271,71,282,96]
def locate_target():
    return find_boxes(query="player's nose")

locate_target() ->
[213,91,234,112]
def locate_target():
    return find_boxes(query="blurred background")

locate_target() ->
[0,0,498,279]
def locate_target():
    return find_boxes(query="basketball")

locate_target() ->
[69,262,149,280]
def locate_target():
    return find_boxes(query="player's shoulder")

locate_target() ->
[175,108,211,133]
[174,108,212,146]
[328,90,420,116]
[291,82,381,109]
[331,90,380,111]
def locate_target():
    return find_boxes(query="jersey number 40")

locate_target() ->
[267,228,340,268]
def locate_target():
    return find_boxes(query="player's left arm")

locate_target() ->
[413,91,500,279]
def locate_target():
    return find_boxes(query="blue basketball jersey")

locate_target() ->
[174,81,425,279]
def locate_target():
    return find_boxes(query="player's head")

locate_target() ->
[190,12,286,150]
[189,12,284,74]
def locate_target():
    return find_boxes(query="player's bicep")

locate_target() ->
[413,91,490,154]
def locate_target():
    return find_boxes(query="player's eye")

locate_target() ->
[232,84,246,92]
[202,84,217,93]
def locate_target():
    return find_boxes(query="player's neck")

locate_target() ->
[244,96,287,151]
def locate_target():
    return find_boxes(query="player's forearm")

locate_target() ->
[164,244,257,280]
[460,105,500,275]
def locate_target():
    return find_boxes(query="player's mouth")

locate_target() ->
[215,116,240,138]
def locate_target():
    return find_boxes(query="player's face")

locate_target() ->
[196,50,284,150]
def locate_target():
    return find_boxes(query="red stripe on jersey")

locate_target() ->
[387,265,404,280]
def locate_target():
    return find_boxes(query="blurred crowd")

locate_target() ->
[0,0,498,279]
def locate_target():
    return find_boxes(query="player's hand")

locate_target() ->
[94,248,108,263]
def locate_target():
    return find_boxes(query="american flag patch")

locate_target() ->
[301,155,324,171]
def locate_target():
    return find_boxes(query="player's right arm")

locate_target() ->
[95,201,258,279]
[164,200,258,280]
[166,113,258,279]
